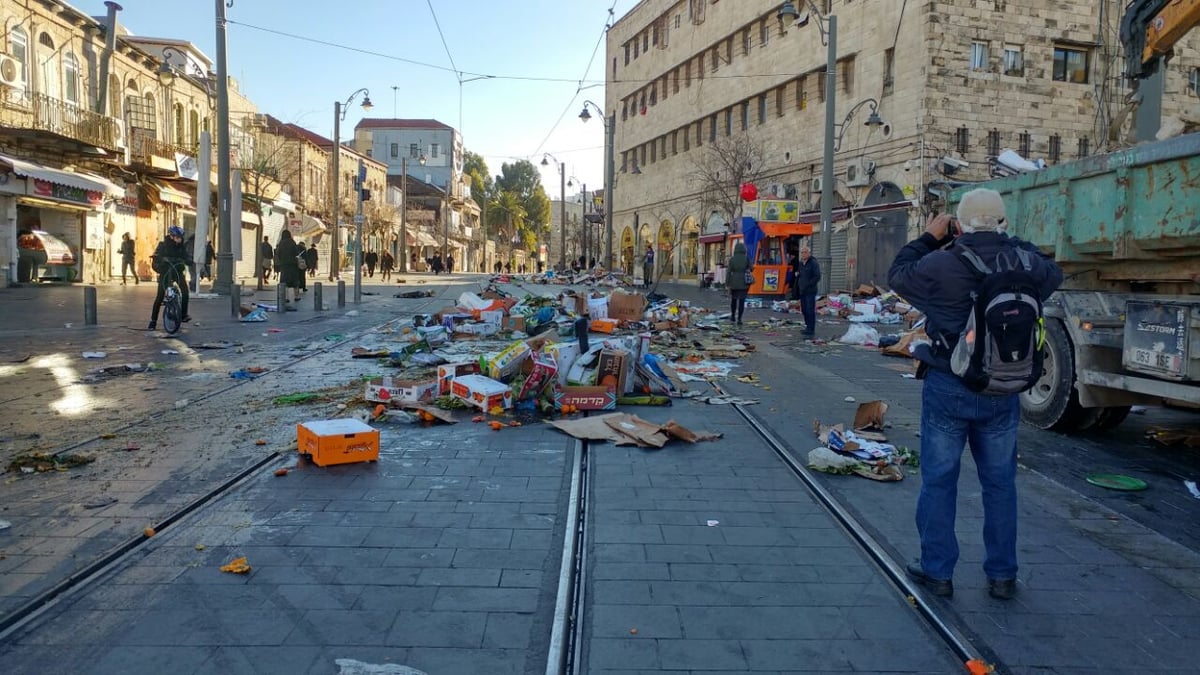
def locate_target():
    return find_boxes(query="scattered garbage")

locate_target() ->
[1183,480,1200,500]
[220,556,252,574]
[549,412,721,448]
[839,324,880,346]
[1085,474,1148,491]
[81,351,107,359]
[240,307,268,322]
[8,451,95,474]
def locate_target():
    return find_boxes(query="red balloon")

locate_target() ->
[740,183,758,202]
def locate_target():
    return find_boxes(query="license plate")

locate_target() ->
[1129,348,1183,374]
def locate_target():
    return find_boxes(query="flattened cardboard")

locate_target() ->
[546,413,627,442]
[604,413,669,448]
[852,401,889,431]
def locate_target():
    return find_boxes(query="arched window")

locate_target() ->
[8,27,29,88]
[144,92,158,135]
[174,102,185,145]
[189,109,200,147]
[37,33,57,99]
[63,53,80,105]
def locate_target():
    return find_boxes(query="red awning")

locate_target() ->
[698,233,727,244]
[796,206,852,224]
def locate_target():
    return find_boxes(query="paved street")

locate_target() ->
[0,274,1197,674]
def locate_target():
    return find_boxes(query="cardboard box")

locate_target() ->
[297,419,380,467]
[587,296,609,319]
[437,361,481,395]
[502,315,526,333]
[544,342,581,385]
[555,385,617,410]
[451,374,514,411]
[455,321,500,336]
[517,353,558,400]
[365,377,438,404]
[596,348,631,395]
[479,309,505,325]
[485,340,532,380]
[590,318,620,333]
[608,290,647,323]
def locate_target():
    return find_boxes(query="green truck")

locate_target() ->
[949,132,1200,431]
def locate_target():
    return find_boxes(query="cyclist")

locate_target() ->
[147,225,191,330]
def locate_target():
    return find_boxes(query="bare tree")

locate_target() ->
[690,131,768,227]
[643,200,698,296]
[242,127,302,289]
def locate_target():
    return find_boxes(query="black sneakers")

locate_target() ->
[147,321,156,331]
[988,578,1017,600]
[906,562,954,597]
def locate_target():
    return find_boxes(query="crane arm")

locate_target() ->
[1122,0,1200,80]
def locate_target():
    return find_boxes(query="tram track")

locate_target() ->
[0,285,465,640]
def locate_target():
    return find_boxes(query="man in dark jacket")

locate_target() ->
[259,236,273,284]
[119,233,137,285]
[793,245,820,337]
[888,188,1062,601]
[148,225,190,330]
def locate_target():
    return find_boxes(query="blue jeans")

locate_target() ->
[799,292,816,334]
[917,369,1020,581]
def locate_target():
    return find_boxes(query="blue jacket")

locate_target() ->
[888,230,1063,372]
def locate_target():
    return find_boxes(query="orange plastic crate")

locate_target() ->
[297,419,380,467]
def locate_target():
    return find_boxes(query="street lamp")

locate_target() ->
[398,151,426,274]
[329,88,373,284]
[541,154,567,270]
[779,0,836,295]
[578,100,615,271]
[832,98,885,152]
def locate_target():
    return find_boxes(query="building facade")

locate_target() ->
[606,0,1200,290]
[352,119,463,192]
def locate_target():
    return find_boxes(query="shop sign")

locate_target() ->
[119,185,139,211]
[85,212,106,251]
[757,199,800,223]
[175,153,199,181]
[761,268,781,293]
[31,179,103,207]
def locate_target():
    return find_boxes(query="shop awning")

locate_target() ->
[698,233,727,244]
[0,153,124,197]
[298,215,327,237]
[796,206,852,224]
[148,180,193,206]
[853,199,917,216]
[416,232,439,247]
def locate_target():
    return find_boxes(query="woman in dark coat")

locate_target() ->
[726,242,751,326]
[275,230,302,310]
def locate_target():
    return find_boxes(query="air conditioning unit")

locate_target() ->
[765,183,784,198]
[845,159,877,187]
[783,183,799,200]
[0,54,21,87]
[111,119,130,165]
[810,177,824,195]
[245,113,267,129]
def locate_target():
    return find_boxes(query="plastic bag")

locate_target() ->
[240,307,268,322]
[839,324,880,346]
[808,447,861,473]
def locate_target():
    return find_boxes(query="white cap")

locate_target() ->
[956,188,1007,232]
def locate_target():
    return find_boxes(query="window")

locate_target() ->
[9,27,28,86]
[1048,134,1061,162]
[390,143,399,158]
[175,103,186,145]
[740,101,749,130]
[643,33,649,52]
[63,53,80,105]
[797,77,807,110]
[633,40,639,58]
[711,46,719,72]
[709,115,717,143]
[671,131,677,155]
[840,56,855,94]
[775,87,785,117]
[640,145,647,166]
[1018,131,1031,156]
[694,120,703,147]
[621,101,628,121]
[624,44,630,65]
[883,48,895,95]
[612,57,617,78]
[987,129,1001,156]
[189,110,200,147]
[758,95,767,124]
[675,14,681,29]
[698,53,705,80]
[650,83,658,105]
[969,41,988,71]
[724,108,733,136]
[742,28,751,55]
[431,143,439,158]
[759,20,769,46]
[1053,46,1089,83]
[682,126,690,151]
[817,71,826,102]
[409,143,419,158]
[673,69,680,94]
[650,139,657,163]
[1077,137,1090,158]
[955,126,970,155]
[1003,44,1024,76]
[685,61,692,86]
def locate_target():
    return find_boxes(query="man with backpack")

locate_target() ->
[888,188,1062,601]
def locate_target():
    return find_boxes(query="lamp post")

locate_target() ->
[578,100,614,271]
[329,88,373,281]
[211,0,234,295]
[541,154,567,270]
[397,152,425,274]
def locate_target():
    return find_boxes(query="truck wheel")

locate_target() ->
[1091,406,1132,431]
[1021,319,1088,430]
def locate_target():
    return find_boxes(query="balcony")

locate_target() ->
[0,88,124,153]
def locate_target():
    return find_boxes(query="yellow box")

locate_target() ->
[297,419,380,467]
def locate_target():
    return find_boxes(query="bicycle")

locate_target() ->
[159,263,186,334]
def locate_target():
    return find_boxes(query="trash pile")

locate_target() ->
[809,400,916,481]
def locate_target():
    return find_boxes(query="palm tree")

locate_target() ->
[489,190,527,261]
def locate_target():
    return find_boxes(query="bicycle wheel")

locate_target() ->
[162,286,182,334]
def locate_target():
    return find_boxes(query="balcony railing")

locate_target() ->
[0,88,124,152]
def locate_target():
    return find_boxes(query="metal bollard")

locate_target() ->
[276,283,287,315]
[231,283,242,317]
[313,282,324,311]
[83,286,97,325]
[337,280,346,308]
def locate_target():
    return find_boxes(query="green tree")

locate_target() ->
[488,190,527,259]
[462,150,493,202]
[495,160,551,256]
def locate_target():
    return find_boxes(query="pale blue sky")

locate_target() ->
[76,0,638,195]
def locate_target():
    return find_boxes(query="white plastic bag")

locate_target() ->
[839,324,880,346]
[808,447,860,473]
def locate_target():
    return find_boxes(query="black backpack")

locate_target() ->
[949,241,1046,395]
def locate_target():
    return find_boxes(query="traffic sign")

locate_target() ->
[354,215,364,224]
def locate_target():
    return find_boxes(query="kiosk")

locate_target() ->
[732,198,813,296]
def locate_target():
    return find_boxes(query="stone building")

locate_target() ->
[606,0,1200,290]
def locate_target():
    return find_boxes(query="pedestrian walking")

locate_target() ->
[119,233,138,285]
[446,254,454,274]
[432,253,443,275]
[725,241,751,326]
[295,241,308,292]
[202,240,215,281]
[275,230,302,310]
[380,250,394,281]
[305,244,318,278]
[365,250,378,277]
[260,236,273,285]
[794,245,821,337]
[888,188,1063,600]
[642,246,655,288]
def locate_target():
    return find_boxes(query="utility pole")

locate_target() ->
[558,164,566,270]
[329,101,341,281]
[399,156,408,273]
[353,158,365,304]
[604,112,615,271]
[213,0,233,295]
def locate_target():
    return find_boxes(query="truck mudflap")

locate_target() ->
[1122,302,1196,381]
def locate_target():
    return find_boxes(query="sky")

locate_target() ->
[75,0,639,197]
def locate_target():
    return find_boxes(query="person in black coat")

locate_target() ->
[793,245,821,337]
[275,230,302,309]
